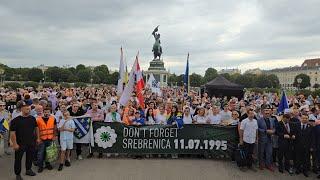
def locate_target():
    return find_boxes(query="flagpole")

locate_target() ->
[187,53,190,95]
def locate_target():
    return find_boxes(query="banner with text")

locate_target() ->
[91,122,237,158]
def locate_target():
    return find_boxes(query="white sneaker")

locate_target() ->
[77,155,83,160]
[106,153,111,158]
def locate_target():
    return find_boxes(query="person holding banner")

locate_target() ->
[145,108,156,125]
[182,106,192,125]
[86,99,104,158]
[68,101,85,160]
[193,107,209,124]
[105,104,121,123]
[132,111,145,125]
[207,105,222,125]
[57,111,75,171]
[155,105,167,124]
[239,109,258,172]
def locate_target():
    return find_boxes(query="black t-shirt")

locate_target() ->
[68,107,85,117]
[5,101,16,114]
[10,115,38,146]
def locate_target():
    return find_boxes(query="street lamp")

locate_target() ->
[297,78,302,90]
[0,68,4,86]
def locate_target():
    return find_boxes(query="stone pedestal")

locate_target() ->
[144,59,169,87]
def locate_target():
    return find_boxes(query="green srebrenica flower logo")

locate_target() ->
[94,126,117,149]
[100,132,111,142]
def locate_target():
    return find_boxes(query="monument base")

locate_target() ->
[144,59,169,87]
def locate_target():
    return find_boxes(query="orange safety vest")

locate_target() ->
[37,116,55,140]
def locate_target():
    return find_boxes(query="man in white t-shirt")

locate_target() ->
[207,106,221,125]
[239,109,258,171]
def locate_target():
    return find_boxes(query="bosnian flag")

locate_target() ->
[135,57,145,108]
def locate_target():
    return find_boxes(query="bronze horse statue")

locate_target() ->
[152,26,162,60]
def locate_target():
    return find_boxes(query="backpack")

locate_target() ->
[235,145,247,167]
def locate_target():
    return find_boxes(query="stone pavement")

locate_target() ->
[0,153,314,180]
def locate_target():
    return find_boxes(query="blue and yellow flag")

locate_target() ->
[0,118,9,134]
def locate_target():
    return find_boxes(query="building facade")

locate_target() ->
[265,58,320,90]
[218,68,241,75]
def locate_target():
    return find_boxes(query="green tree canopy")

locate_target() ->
[294,73,311,89]
[203,68,218,84]
[189,73,203,87]
[27,68,44,82]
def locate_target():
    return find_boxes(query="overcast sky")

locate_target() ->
[0,0,319,75]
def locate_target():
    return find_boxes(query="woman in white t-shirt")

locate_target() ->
[182,107,193,124]
[155,105,167,124]
[193,107,209,124]
[207,106,222,125]
[145,108,155,125]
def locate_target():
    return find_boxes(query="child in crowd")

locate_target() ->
[132,111,145,125]
[57,111,75,171]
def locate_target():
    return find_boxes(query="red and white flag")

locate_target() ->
[119,53,145,107]
[135,57,145,108]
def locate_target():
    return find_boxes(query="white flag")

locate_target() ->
[119,56,138,106]
[147,74,161,95]
[117,47,125,96]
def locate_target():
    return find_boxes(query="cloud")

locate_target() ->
[0,0,319,76]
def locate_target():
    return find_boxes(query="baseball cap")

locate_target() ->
[18,100,32,108]
[261,104,272,110]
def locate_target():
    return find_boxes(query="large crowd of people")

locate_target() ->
[1,85,320,180]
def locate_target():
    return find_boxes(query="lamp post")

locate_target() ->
[0,68,4,86]
[297,78,302,90]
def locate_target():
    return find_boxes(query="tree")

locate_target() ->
[255,74,269,88]
[203,68,218,84]
[189,73,203,87]
[234,73,256,88]
[176,74,184,86]
[27,68,44,82]
[267,74,280,88]
[15,68,30,81]
[94,65,109,75]
[4,82,22,89]
[59,69,72,82]
[108,72,119,85]
[168,73,177,86]
[77,69,91,83]
[294,74,311,89]
[220,73,231,80]
[230,73,241,83]
[46,67,62,82]
[24,82,39,89]
[94,65,109,84]
[76,64,86,72]
[67,74,79,83]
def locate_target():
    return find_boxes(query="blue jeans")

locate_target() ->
[37,140,52,168]
[258,140,273,167]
